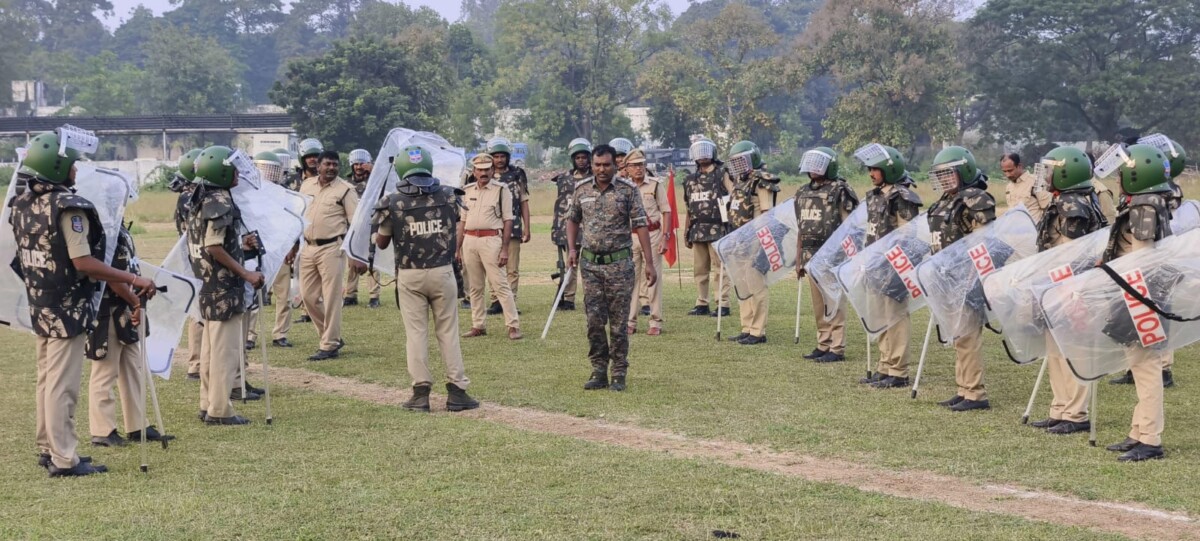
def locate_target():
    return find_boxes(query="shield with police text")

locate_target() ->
[805,204,868,320]
[140,262,201,379]
[716,199,798,300]
[835,213,933,337]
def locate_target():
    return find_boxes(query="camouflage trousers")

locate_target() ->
[582,258,636,376]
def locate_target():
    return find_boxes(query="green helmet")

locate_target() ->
[1117,143,1172,195]
[929,146,979,192]
[178,148,203,181]
[394,145,434,179]
[195,145,238,188]
[853,144,907,184]
[1038,146,1092,191]
[253,151,280,164]
[487,137,512,156]
[727,140,763,168]
[299,138,323,158]
[567,138,592,158]
[1168,140,1187,179]
[800,146,839,179]
[254,151,284,184]
[22,131,82,184]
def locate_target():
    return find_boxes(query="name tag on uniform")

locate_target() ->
[580,197,597,204]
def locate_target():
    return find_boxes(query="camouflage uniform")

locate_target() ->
[795,178,859,355]
[863,182,922,378]
[373,184,470,389]
[728,169,780,339]
[494,166,530,299]
[927,184,996,402]
[552,167,590,303]
[11,179,105,470]
[86,226,148,439]
[1166,180,1183,212]
[173,184,206,375]
[186,186,247,420]
[684,165,734,308]
[1038,188,1107,424]
[569,177,648,378]
[344,173,381,304]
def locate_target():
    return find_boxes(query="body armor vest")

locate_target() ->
[795,179,858,256]
[384,186,458,270]
[1103,192,1172,263]
[1037,189,1107,251]
[864,185,921,245]
[174,186,193,236]
[928,187,994,252]
[730,170,779,228]
[87,226,141,359]
[552,169,587,247]
[186,187,246,321]
[685,167,729,243]
[497,167,527,239]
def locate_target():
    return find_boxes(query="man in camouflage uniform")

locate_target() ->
[244,151,295,359]
[188,145,266,426]
[172,148,205,379]
[1100,143,1175,462]
[343,148,381,308]
[14,128,156,476]
[486,138,530,314]
[457,154,522,340]
[1001,153,1051,223]
[374,145,479,413]
[567,144,655,392]
[795,147,859,362]
[550,138,592,311]
[624,149,670,336]
[86,225,171,447]
[856,144,922,388]
[724,141,780,345]
[1028,146,1106,435]
[684,138,734,317]
[926,146,996,409]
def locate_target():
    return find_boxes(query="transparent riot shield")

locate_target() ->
[140,262,201,379]
[836,213,933,337]
[805,205,868,320]
[716,199,798,301]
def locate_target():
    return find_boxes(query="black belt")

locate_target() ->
[581,247,632,264]
[310,235,344,247]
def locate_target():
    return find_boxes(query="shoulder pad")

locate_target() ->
[57,194,96,212]
[1129,193,1169,208]
[373,193,393,211]
[574,177,593,189]
[200,190,235,221]
[890,185,924,207]
[960,187,995,211]
[755,170,779,183]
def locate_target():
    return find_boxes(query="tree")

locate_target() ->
[142,26,245,114]
[162,0,284,104]
[110,6,164,67]
[969,0,1200,147]
[48,51,143,115]
[0,0,37,107]
[17,0,113,58]
[460,0,502,44]
[270,38,454,150]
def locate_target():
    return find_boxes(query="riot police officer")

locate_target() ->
[172,148,205,379]
[550,138,593,311]
[683,138,734,317]
[486,138,530,314]
[344,148,381,308]
[725,140,780,345]
[610,137,635,178]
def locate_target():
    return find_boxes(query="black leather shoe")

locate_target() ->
[803,348,826,360]
[815,351,845,363]
[244,381,266,395]
[343,297,358,306]
[870,376,910,389]
[584,372,608,390]
[609,375,627,392]
[1047,420,1091,435]
[938,395,964,408]
[39,454,90,469]
[559,301,575,311]
[295,314,312,323]
[1105,437,1140,453]
[48,461,108,477]
[1163,369,1175,388]
[460,300,471,310]
[186,372,201,380]
[1118,443,1165,462]
[640,305,650,316]
[858,372,884,384]
[197,410,207,422]
[726,332,749,342]
[1030,418,1061,429]
[1109,370,1134,385]
[334,338,346,351]
[308,349,339,361]
[127,426,174,443]
[244,340,255,351]
[486,301,503,315]
[229,387,262,401]
[368,298,381,309]
[737,334,767,345]
[950,398,991,412]
[204,414,251,426]
[91,430,127,447]
[272,338,293,348]
[687,305,710,316]
[709,307,731,317]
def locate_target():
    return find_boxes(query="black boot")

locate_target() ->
[127,426,174,443]
[486,301,503,315]
[1109,370,1134,385]
[559,300,576,311]
[1030,418,1061,429]
[609,375,627,392]
[803,348,826,360]
[858,372,884,384]
[687,305,710,316]
[584,371,608,390]
[938,395,964,408]
[1163,369,1175,388]
[709,307,731,317]
[402,384,432,412]
[343,297,358,306]
[445,383,480,412]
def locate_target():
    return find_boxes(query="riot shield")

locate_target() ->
[232,178,308,307]
[916,207,1038,342]
[342,129,467,273]
[1041,227,1200,381]
[716,199,798,301]
[140,261,201,379]
[805,205,868,320]
[836,213,933,337]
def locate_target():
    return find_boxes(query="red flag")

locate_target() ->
[664,168,680,267]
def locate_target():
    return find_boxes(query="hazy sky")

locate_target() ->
[101,0,696,28]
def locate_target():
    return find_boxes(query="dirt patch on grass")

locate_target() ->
[254,363,1198,541]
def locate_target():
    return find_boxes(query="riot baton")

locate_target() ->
[136,313,171,473]
[910,317,937,399]
[793,277,804,345]
[1020,358,1048,424]
[541,266,574,340]
[715,264,725,341]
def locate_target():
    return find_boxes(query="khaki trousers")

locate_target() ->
[954,326,987,401]
[199,314,244,419]
[876,317,910,377]
[345,263,381,300]
[397,266,469,388]
[628,229,664,330]
[300,243,346,351]
[463,235,519,330]
[737,290,769,336]
[1128,346,1168,446]
[693,241,730,307]
[88,325,146,437]
[492,238,522,302]
[808,275,846,354]
[186,318,203,375]
[35,334,86,469]
[1046,334,1088,422]
[246,269,292,342]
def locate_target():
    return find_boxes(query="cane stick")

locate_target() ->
[1020,358,1049,424]
[541,267,573,339]
[259,293,273,425]
[715,264,725,341]
[138,319,149,473]
[1088,380,1098,447]
[794,277,804,345]
[864,299,872,379]
[910,317,936,399]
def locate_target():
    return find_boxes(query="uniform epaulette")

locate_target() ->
[617,177,637,189]
[574,177,594,189]
[960,187,995,211]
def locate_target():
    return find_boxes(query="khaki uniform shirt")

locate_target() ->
[300,177,359,243]
[59,210,91,259]
[1004,171,1052,222]
[634,175,670,225]
[460,181,514,231]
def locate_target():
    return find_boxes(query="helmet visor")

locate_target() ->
[1138,134,1177,157]
[688,140,715,161]
[929,160,965,192]
[225,149,260,188]
[852,143,889,167]
[1032,161,1054,192]
[57,124,98,157]
[799,149,833,176]
[255,160,284,185]
[1093,144,1131,179]
[726,152,753,177]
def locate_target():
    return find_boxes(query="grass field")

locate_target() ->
[3,176,1200,540]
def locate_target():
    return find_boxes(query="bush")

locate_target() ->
[0,165,14,188]
[141,165,179,192]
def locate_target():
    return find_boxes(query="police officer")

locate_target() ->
[87,225,170,446]
[16,128,157,476]
[625,149,670,336]
[1028,146,1106,434]
[1000,153,1051,223]
[344,148,381,308]
[244,151,296,350]
[551,138,592,311]
[172,148,205,380]
[374,146,479,412]
[288,150,364,361]
[795,147,859,362]
[610,137,635,178]
[684,138,734,317]
[567,144,655,392]
[1102,143,1175,462]
[485,138,530,314]
[290,138,324,326]
[725,141,780,345]
[856,144,922,387]
[457,154,522,340]
[927,146,996,408]
[188,146,265,425]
